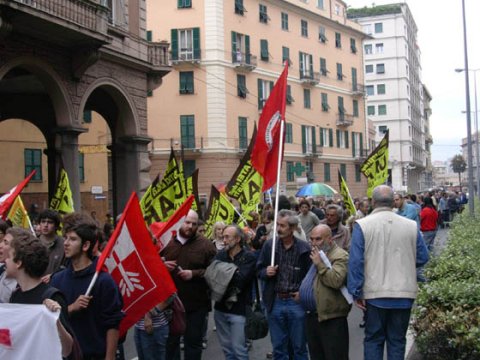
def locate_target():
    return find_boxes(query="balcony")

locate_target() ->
[1,0,111,46]
[171,50,201,65]
[232,51,257,71]
[148,41,170,67]
[300,71,320,86]
[303,144,323,158]
[352,83,365,97]
[336,113,354,127]
[353,148,369,162]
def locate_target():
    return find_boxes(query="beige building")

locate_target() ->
[147,0,370,200]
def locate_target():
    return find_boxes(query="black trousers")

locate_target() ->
[166,308,209,360]
[305,312,349,360]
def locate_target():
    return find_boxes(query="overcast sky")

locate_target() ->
[347,0,480,162]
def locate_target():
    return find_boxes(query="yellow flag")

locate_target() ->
[360,131,389,198]
[50,168,74,214]
[7,196,31,229]
[338,170,356,217]
[185,169,199,211]
[204,186,236,239]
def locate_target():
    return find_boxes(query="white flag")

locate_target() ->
[0,304,62,360]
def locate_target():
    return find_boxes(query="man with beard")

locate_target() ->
[161,210,217,360]
[299,225,350,360]
[257,209,311,360]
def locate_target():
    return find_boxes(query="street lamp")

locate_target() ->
[457,68,480,201]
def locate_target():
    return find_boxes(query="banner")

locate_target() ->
[0,170,36,220]
[7,196,30,229]
[338,170,356,218]
[226,126,263,222]
[204,186,236,239]
[50,168,74,214]
[0,304,62,360]
[361,130,389,198]
[140,149,187,224]
[97,192,177,337]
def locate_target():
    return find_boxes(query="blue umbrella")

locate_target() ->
[295,183,337,197]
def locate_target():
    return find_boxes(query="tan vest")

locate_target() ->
[357,207,418,300]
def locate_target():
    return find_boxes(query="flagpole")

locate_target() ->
[270,120,285,266]
[85,272,98,296]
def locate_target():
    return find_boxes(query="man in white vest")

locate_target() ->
[347,185,429,360]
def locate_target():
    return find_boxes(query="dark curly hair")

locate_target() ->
[38,209,61,229]
[62,213,99,259]
[7,227,48,278]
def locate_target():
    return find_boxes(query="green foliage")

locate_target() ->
[347,4,402,19]
[451,154,467,175]
[413,212,480,359]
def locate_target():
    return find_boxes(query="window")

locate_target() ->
[338,96,345,115]
[335,32,341,48]
[336,63,343,80]
[363,24,372,35]
[336,130,349,148]
[83,110,92,123]
[146,30,152,41]
[350,38,357,53]
[377,84,386,95]
[180,115,195,148]
[376,63,385,74]
[231,31,251,64]
[301,19,308,37]
[299,52,313,79]
[353,100,359,117]
[260,39,269,61]
[317,0,324,9]
[375,43,384,53]
[257,78,273,109]
[366,85,374,96]
[318,26,327,43]
[287,161,294,182]
[303,89,311,109]
[378,105,387,115]
[184,160,196,178]
[79,152,85,182]
[235,0,246,15]
[171,28,200,61]
[286,123,293,143]
[379,125,388,134]
[364,44,372,54]
[351,67,357,90]
[282,46,291,65]
[259,4,269,23]
[324,163,331,182]
[238,117,248,149]
[237,74,247,98]
[320,57,327,76]
[355,164,361,182]
[352,132,363,158]
[374,22,383,33]
[367,106,375,115]
[281,12,289,30]
[321,93,329,112]
[178,0,192,8]
[286,85,294,105]
[320,127,333,147]
[302,125,316,154]
[179,71,194,94]
[24,149,42,181]
[365,64,373,73]
[340,164,347,179]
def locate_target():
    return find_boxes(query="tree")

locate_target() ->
[451,154,467,187]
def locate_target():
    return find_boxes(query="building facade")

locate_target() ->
[147,0,370,200]
[422,84,433,190]
[348,3,428,193]
[0,0,170,217]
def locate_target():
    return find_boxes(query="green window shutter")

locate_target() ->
[329,128,333,147]
[360,133,364,157]
[238,117,248,149]
[340,164,346,179]
[193,27,200,59]
[321,93,328,111]
[171,29,178,60]
[78,152,85,182]
[336,129,340,148]
[180,115,195,148]
[83,110,92,123]
[231,31,237,62]
[345,130,349,148]
[355,164,361,182]
[352,132,356,157]
[309,54,313,75]
[352,67,357,88]
[286,123,293,143]
[338,96,344,113]
[237,74,247,98]
[257,79,263,109]
[301,125,307,153]
[311,127,316,153]
[286,85,293,104]
[320,57,326,75]
[245,35,251,63]
[299,52,304,78]
[282,46,290,64]
[269,81,274,91]
[304,89,311,108]
[353,100,359,117]
[320,127,324,147]
[179,72,194,94]
[337,63,342,80]
[324,163,330,182]
[146,30,152,41]
[260,39,269,61]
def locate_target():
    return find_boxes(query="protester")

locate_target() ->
[6,227,74,358]
[298,200,320,239]
[161,210,217,360]
[394,193,419,226]
[320,204,350,251]
[300,224,350,360]
[257,209,311,360]
[50,213,124,360]
[38,209,64,279]
[356,200,370,219]
[420,197,439,252]
[252,210,274,250]
[348,185,429,360]
[211,221,226,251]
[0,220,15,303]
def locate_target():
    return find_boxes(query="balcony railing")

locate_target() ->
[148,42,169,67]
[303,144,323,157]
[10,0,109,34]
[300,71,320,86]
[232,52,257,71]
[336,113,354,127]
[352,83,365,96]
[171,50,201,64]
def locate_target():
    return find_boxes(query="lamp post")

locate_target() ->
[457,68,480,201]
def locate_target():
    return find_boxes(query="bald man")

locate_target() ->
[161,210,217,360]
[299,224,350,360]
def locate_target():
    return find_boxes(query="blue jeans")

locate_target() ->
[422,230,437,252]
[214,310,249,360]
[268,297,308,360]
[364,303,411,360]
[134,324,169,360]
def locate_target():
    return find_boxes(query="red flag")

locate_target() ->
[251,63,288,191]
[0,329,12,348]
[0,170,36,220]
[150,195,195,250]
[98,192,177,337]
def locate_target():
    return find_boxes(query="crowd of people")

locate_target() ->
[0,184,459,359]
